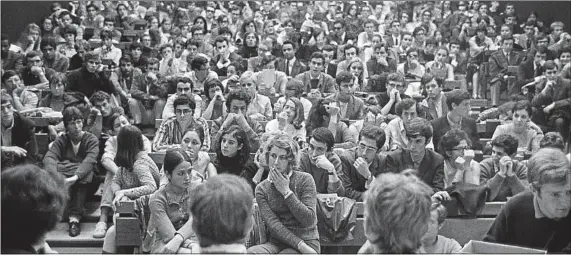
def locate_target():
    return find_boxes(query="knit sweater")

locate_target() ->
[483,191,571,252]
[298,151,344,196]
[113,152,160,199]
[43,132,99,183]
[255,171,319,249]
[479,158,528,202]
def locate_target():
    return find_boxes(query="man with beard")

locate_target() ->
[1,92,38,169]
[43,106,99,237]
[325,71,363,120]
[338,125,386,201]
[1,34,23,72]
[110,55,141,115]
[152,95,210,152]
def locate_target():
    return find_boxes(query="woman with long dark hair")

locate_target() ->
[213,125,256,176]
[240,32,260,59]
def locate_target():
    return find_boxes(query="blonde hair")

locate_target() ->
[364,172,433,253]
[264,133,300,172]
[527,148,570,193]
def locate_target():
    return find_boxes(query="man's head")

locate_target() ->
[58,11,73,27]
[175,76,193,97]
[406,48,419,64]
[344,45,358,59]
[357,125,386,163]
[284,78,304,98]
[322,45,336,63]
[225,90,251,116]
[396,98,418,126]
[49,73,66,98]
[214,36,229,56]
[559,47,571,67]
[100,30,114,47]
[62,106,84,139]
[1,34,9,58]
[119,55,133,74]
[308,127,334,158]
[89,91,113,117]
[190,174,254,248]
[505,2,515,15]
[159,44,173,59]
[239,71,257,98]
[534,45,548,66]
[364,19,377,35]
[173,95,196,124]
[524,21,535,36]
[550,22,564,38]
[60,24,77,43]
[364,172,432,253]
[490,134,518,163]
[390,20,401,35]
[405,117,433,153]
[527,148,571,219]
[146,57,160,74]
[386,73,406,94]
[1,92,14,126]
[421,73,444,99]
[332,20,345,36]
[309,52,325,75]
[402,32,413,48]
[103,17,115,32]
[25,51,43,68]
[2,70,23,94]
[84,51,101,73]
[539,132,566,151]
[543,60,558,81]
[500,34,514,53]
[282,40,296,60]
[413,27,426,42]
[446,89,471,117]
[336,71,355,100]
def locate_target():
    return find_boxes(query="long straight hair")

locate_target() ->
[115,125,145,170]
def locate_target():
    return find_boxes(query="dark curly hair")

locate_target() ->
[440,129,472,160]
[225,90,252,109]
[216,125,251,166]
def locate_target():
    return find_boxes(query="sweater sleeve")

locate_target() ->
[479,160,506,201]
[284,174,318,228]
[75,134,99,179]
[43,135,65,173]
[122,159,158,199]
[255,184,304,248]
[505,162,528,196]
[339,152,363,201]
[483,203,510,244]
[327,154,345,196]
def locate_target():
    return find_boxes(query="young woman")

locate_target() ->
[247,134,320,254]
[266,98,306,140]
[425,46,455,81]
[202,78,226,120]
[213,125,257,176]
[179,126,217,186]
[14,23,42,54]
[240,32,259,59]
[306,98,357,149]
[346,58,367,91]
[439,129,481,188]
[492,100,543,152]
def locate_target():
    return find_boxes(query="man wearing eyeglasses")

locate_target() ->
[129,58,167,128]
[337,125,386,201]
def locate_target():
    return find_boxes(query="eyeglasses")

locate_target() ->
[176,109,192,115]
[358,143,377,153]
[451,146,469,152]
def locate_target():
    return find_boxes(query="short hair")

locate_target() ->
[344,44,358,55]
[190,24,204,34]
[129,42,143,51]
[163,149,191,176]
[225,90,252,109]
[84,51,101,62]
[119,55,133,64]
[159,43,173,54]
[500,34,514,43]
[62,106,84,130]
[187,38,201,48]
[60,24,77,37]
[74,39,91,51]
[539,132,565,150]
[550,21,564,30]
[99,30,113,41]
[359,125,386,150]
[264,133,300,171]
[336,71,354,86]
[214,35,229,46]
[527,148,570,193]
[311,127,335,151]
[239,71,256,87]
[1,70,20,84]
[413,27,425,37]
[190,55,209,71]
[512,100,532,117]
[387,72,405,84]
[405,117,433,142]
[395,98,417,116]
[440,129,472,160]
[1,92,14,105]
[322,44,336,52]
[285,78,304,97]
[173,94,196,111]
[445,89,471,111]
[89,90,111,105]
[310,52,325,63]
[218,27,233,37]
[559,47,571,58]
[146,57,159,67]
[204,78,224,100]
[1,165,68,248]
[491,134,519,156]
[115,125,145,169]
[420,73,444,88]
[25,51,42,61]
[282,39,296,49]
[543,60,557,70]
[190,174,254,247]
[364,172,432,253]
[535,45,549,55]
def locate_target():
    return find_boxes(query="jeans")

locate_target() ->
[68,183,87,222]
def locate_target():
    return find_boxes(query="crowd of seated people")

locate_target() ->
[1,1,570,253]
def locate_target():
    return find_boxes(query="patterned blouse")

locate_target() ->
[152,116,210,152]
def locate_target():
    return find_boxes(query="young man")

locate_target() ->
[240,71,272,121]
[322,45,338,78]
[369,72,410,116]
[514,45,547,96]
[366,44,397,78]
[299,127,344,196]
[89,91,124,137]
[210,36,243,76]
[66,51,116,98]
[488,34,523,106]
[162,76,203,120]
[1,92,38,169]
[325,71,363,120]
[419,74,448,121]
[1,71,38,111]
[128,42,148,70]
[294,52,336,94]
[1,34,23,72]
[385,117,445,192]
[21,51,56,90]
[336,44,358,76]
[191,174,254,253]
[93,30,122,67]
[184,55,219,93]
[152,95,210,152]
[211,90,264,153]
[385,99,433,151]
[431,89,480,155]
[338,125,386,201]
[276,40,307,77]
[43,106,99,237]
[129,58,167,127]
[479,134,528,202]
[40,37,69,73]
[483,148,570,252]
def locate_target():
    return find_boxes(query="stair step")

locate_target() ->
[46,223,104,247]
[52,247,102,253]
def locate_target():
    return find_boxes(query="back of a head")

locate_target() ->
[1,165,68,249]
[527,148,570,191]
[190,174,254,248]
[364,172,433,253]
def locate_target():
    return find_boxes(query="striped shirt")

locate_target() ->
[152,116,210,152]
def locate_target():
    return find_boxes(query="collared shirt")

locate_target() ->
[94,45,122,66]
[447,113,463,130]
[1,118,14,146]
[152,116,211,152]
[247,93,272,121]
[162,93,203,120]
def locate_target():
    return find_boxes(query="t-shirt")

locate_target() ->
[423,235,462,254]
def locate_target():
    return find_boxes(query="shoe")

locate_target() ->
[93,222,108,238]
[69,222,81,237]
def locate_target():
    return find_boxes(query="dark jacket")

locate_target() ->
[431,115,481,154]
[1,112,38,169]
[1,51,24,72]
[514,59,544,96]
[210,52,245,76]
[275,58,307,77]
[294,71,336,94]
[384,148,445,192]
[488,50,524,84]
[338,148,386,201]
[66,66,116,98]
